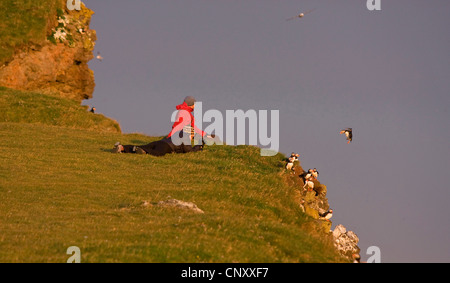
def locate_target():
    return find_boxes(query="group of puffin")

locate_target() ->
[285,152,299,171]
[284,128,352,222]
[285,155,333,222]
[301,168,319,191]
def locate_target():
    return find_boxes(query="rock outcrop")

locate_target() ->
[332,224,361,261]
[286,160,361,262]
[0,1,96,102]
[143,199,205,214]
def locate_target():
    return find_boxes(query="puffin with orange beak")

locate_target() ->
[319,209,333,222]
[285,152,300,171]
[340,128,353,144]
[312,168,319,180]
[286,156,296,171]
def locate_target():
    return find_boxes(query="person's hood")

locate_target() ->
[176,102,193,112]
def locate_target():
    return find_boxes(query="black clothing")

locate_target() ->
[122,134,203,157]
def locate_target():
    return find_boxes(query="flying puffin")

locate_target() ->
[340,128,353,144]
[96,52,103,62]
[319,209,333,222]
[286,9,315,21]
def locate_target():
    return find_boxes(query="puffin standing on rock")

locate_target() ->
[340,128,353,144]
[304,169,314,180]
[96,52,104,62]
[285,156,295,171]
[312,168,319,180]
[319,209,333,222]
[303,180,314,191]
[285,153,299,171]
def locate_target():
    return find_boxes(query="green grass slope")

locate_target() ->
[0,89,344,263]
[0,87,121,132]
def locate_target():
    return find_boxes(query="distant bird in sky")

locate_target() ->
[96,52,103,62]
[340,128,353,144]
[286,9,315,21]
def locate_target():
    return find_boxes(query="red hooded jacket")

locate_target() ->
[168,102,205,138]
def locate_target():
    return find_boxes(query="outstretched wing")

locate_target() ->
[286,15,298,21]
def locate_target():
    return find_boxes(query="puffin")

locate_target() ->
[90,107,96,113]
[319,209,333,222]
[303,180,314,191]
[286,153,299,171]
[352,253,361,263]
[312,168,319,180]
[300,169,314,183]
[304,171,313,181]
[340,128,353,144]
[286,9,315,21]
[285,156,295,171]
[96,52,103,62]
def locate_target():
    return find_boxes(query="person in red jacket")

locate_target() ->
[168,96,206,139]
[112,96,212,156]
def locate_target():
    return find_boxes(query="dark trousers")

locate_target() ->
[122,139,203,156]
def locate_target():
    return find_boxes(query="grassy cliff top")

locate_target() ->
[0,0,63,66]
[0,88,344,262]
[0,87,121,132]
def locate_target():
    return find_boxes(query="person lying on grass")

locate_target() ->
[112,96,215,156]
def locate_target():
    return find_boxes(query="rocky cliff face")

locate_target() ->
[287,162,361,262]
[0,1,96,102]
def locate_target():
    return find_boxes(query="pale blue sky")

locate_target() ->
[84,0,450,262]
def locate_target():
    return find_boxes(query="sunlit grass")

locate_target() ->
[0,88,343,263]
[0,87,121,132]
[0,0,62,65]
